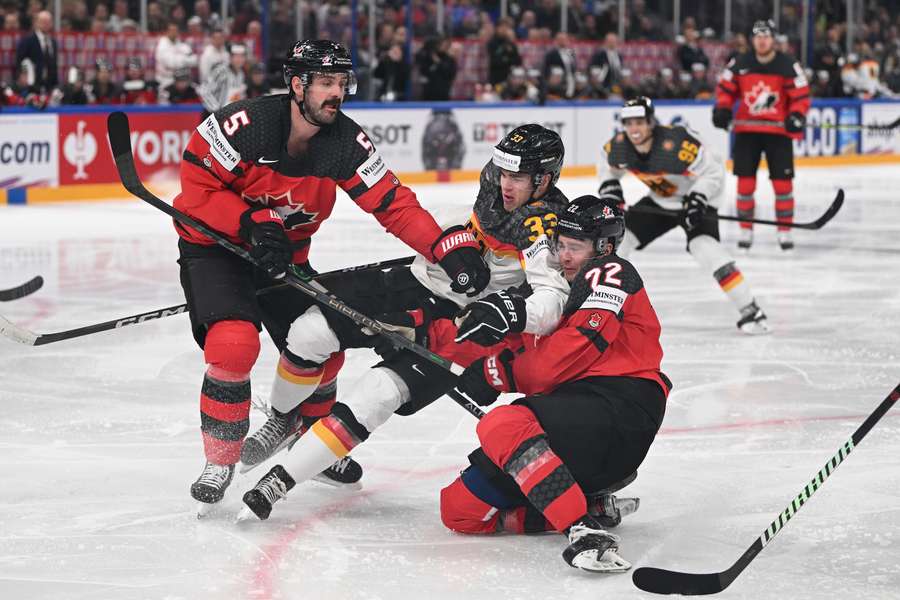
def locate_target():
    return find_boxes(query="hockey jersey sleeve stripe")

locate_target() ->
[373,188,397,213]
[575,326,610,353]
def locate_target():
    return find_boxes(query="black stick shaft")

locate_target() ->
[632,382,900,596]
[0,257,413,347]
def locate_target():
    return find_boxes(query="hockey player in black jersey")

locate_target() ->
[237,125,573,521]
[598,97,771,334]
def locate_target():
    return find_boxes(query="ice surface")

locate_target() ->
[1,166,899,600]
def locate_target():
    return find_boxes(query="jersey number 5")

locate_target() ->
[585,263,622,289]
[223,110,250,135]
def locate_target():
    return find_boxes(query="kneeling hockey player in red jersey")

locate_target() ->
[439,195,670,572]
[175,39,490,511]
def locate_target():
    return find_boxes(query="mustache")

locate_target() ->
[321,98,342,108]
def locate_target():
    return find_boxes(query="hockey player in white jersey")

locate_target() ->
[598,97,770,334]
[236,125,571,518]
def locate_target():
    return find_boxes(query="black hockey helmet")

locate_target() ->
[752,19,776,37]
[283,39,357,95]
[554,194,625,254]
[492,124,565,188]
[620,96,655,124]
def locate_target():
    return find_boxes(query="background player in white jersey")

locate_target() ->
[597,97,770,334]
[236,126,573,521]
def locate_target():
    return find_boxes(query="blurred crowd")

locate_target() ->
[4,0,900,108]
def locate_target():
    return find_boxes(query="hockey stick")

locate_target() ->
[107,111,485,420]
[632,381,900,596]
[0,276,43,301]
[735,118,900,132]
[0,256,414,347]
[628,189,843,231]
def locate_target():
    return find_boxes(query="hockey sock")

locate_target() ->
[280,402,370,485]
[772,179,794,232]
[478,405,587,532]
[269,350,325,414]
[688,235,754,312]
[201,320,259,464]
[298,352,345,423]
[736,176,756,231]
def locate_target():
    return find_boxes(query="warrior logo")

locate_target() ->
[242,190,320,230]
[744,81,779,115]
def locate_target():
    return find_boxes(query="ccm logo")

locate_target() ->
[439,231,474,254]
[486,355,503,386]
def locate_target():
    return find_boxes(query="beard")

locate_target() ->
[304,95,342,125]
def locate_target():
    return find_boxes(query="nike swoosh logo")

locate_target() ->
[411,364,425,376]
[258,157,278,164]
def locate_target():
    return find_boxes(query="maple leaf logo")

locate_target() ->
[242,190,320,230]
[743,81,779,116]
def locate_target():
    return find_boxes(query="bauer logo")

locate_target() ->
[356,151,386,187]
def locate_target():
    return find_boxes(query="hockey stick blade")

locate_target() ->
[627,189,843,230]
[632,382,900,596]
[0,276,43,301]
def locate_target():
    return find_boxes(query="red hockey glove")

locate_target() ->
[458,349,517,406]
[239,206,292,279]
[432,225,490,297]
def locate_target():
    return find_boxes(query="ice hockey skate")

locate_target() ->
[737,300,771,335]
[737,228,753,252]
[191,462,235,517]
[237,465,296,522]
[241,408,363,488]
[586,471,639,527]
[240,407,302,471]
[777,230,794,251]
[562,516,632,573]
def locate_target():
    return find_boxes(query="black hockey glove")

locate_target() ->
[681,191,710,232]
[454,290,527,347]
[457,349,518,406]
[598,178,626,211]
[432,225,490,297]
[239,206,293,279]
[712,107,732,130]
[784,112,806,133]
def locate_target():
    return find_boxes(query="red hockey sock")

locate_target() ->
[736,176,756,231]
[477,405,586,532]
[772,179,794,231]
[201,320,259,464]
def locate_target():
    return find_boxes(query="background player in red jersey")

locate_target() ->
[174,39,490,511]
[713,19,810,251]
[439,195,670,573]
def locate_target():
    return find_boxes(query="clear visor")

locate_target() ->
[308,70,358,95]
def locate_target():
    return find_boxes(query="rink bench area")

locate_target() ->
[1,98,899,204]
